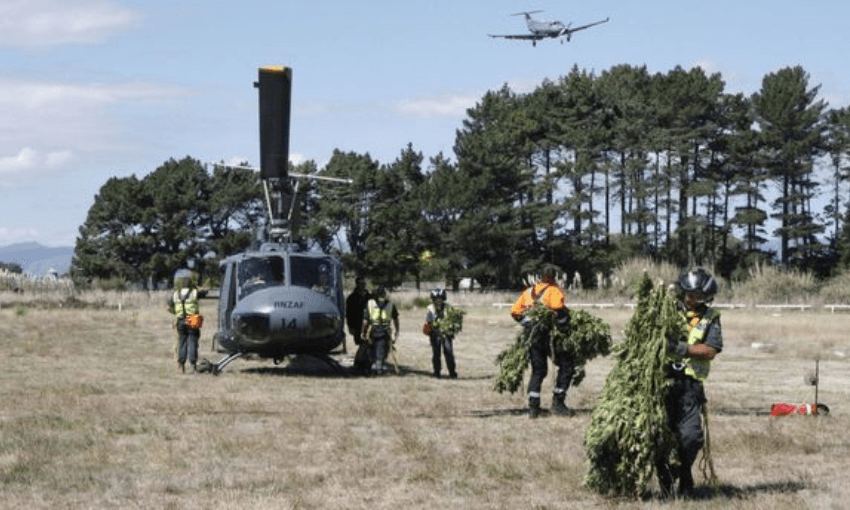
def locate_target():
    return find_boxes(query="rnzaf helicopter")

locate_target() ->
[199,66,350,375]
[488,10,609,46]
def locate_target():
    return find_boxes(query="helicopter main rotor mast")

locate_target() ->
[255,66,295,244]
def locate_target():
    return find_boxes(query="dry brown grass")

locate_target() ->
[1,291,849,509]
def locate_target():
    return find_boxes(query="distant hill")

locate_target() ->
[0,242,74,276]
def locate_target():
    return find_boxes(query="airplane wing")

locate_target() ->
[566,17,610,35]
[488,33,546,41]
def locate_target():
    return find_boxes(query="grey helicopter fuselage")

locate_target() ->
[216,243,345,360]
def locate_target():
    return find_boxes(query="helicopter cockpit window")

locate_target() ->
[290,256,336,296]
[237,256,285,297]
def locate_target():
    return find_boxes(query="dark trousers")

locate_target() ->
[528,334,574,403]
[176,319,200,366]
[430,334,456,376]
[371,335,389,367]
[656,375,706,493]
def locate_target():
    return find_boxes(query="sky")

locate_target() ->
[1,0,849,248]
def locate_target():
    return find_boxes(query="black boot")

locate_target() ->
[678,464,695,498]
[551,394,574,416]
[528,396,542,419]
[677,447,699,498]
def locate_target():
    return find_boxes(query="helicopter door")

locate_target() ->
[218,261,237,332]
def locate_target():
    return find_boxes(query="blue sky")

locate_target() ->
[1,0,849,247]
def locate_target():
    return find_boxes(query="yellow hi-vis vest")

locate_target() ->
[673,307,720,381]
[172,288,199,317]
[368,300,394,325]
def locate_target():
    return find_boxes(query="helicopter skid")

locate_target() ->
[198,352,245,375]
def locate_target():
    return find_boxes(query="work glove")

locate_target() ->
[666,333,689,359]
[519,316,533,330]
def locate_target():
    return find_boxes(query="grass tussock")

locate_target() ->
[730,263,821,304]
[819,269,850,304]
[1,290,849,509]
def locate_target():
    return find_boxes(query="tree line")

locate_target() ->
[72,63,850,289]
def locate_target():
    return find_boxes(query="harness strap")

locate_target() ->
[531,284,550,303]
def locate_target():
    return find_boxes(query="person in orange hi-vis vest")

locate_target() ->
[510,264,574,419]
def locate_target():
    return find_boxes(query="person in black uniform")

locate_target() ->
[657,267,723,498]
[346,277,371,371]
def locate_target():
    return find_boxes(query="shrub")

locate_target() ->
[600,257,680,298]
[730,263,819,304]
[818,269,850,304]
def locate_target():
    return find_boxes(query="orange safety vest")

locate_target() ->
[510,281,565,320]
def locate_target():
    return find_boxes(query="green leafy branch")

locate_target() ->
[583,274,680,498]
[431,306,465,337]
[494,304,612,394]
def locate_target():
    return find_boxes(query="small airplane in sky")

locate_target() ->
[489,11,610,47]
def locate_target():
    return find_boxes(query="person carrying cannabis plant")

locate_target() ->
[424,287,464,379]
[510,264,574,418]
[657,267,723,498]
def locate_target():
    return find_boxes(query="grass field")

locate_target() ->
[1,290,849,509]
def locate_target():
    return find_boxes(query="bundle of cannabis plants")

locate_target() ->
[583,274,681,498]
[431,306,465,337]
[494,304,612,394]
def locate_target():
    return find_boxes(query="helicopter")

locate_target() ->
[199,66,351,375]
[488,11,609,46]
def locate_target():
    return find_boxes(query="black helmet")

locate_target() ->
[676,268,717,303]
[430,288,447,301]
[541,264,559,282]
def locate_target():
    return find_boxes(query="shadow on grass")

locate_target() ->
[468,407,593,418]
[643,479,811,502]
[713,407,773,416]
[711,480,811,499]
[227,355,505,383]
[238,354,352,378]
[239,357,476,379]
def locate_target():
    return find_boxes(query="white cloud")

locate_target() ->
[220,154,311,169]
[223,157,252,168]
[0,147,38,174]
[0,0,136,47]
[0,147,76,176]
[44,150,75,168]
[0,78,185,171]
[689,59,760,96]
[0,227,40,245]
[395,94,478,119]
[0,79,181,110]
